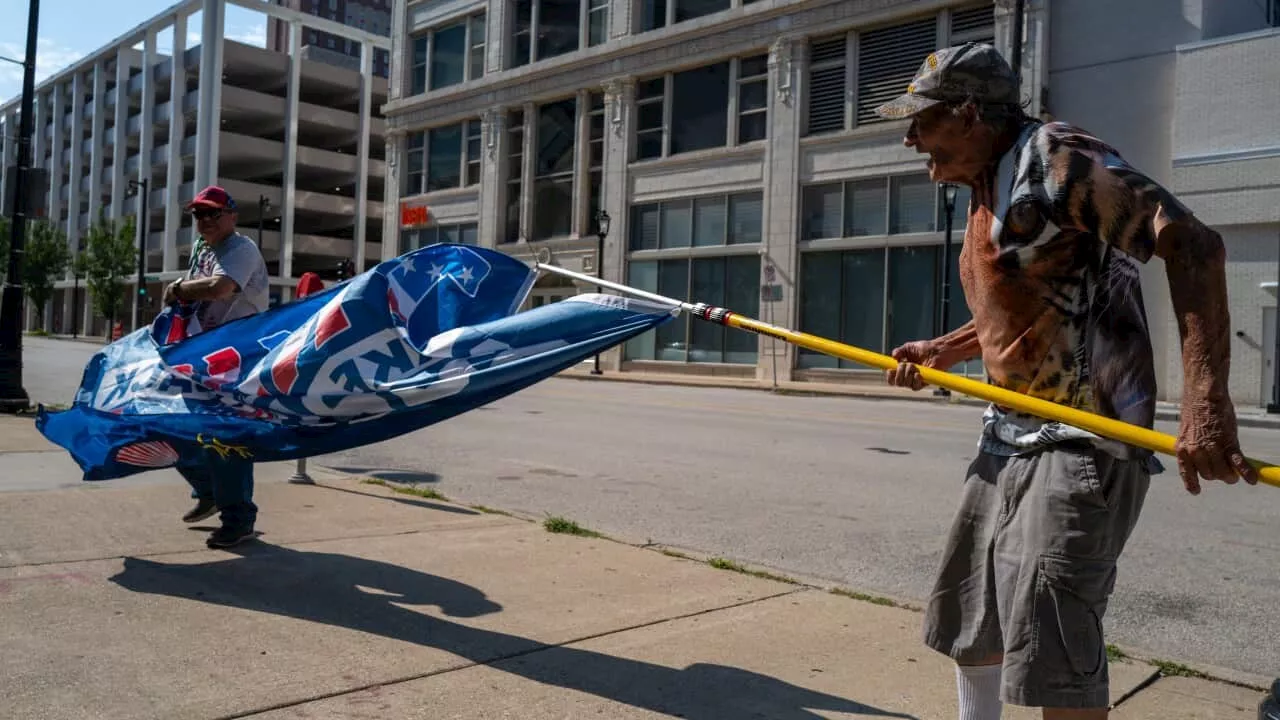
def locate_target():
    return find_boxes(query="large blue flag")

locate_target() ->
[37,244,677,480]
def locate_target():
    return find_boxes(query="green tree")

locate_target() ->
[82,214,137,334]
[22,220,71,330]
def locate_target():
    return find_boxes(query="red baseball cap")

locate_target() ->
[187,185,238,211]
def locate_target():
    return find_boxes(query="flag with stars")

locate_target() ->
[36,244,678,481]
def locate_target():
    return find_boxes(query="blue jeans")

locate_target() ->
[178,456,258,531]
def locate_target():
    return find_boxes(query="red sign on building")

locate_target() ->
[400,202,431,228]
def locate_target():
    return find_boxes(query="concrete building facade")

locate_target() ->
[0,0,392,337]
[267,0,395,77]
[378,0,1280,407]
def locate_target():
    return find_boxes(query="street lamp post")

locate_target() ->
[933,183,959,398]
[591,209,610,376]
[257,194,270,245]
[128,179,149,330]
[0,0,42,413]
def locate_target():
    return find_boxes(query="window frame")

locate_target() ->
[632,54,770,162]
[801,3,995,136]
[799,172,970,242]
[402,118,485,197]
[406,11,487,97]
[508,0,610,70]
[624,252,762,364]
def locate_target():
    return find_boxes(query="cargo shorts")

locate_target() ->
[922,442,1150,708]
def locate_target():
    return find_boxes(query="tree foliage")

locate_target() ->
[22,220,71,329]
[83,214,137,326]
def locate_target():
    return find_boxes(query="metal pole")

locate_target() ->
[0,0,41,413]
[590,210,608,375]
[934,185,955,398]
[1011,0,1025,75]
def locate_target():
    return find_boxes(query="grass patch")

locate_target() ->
[706,557,800,585]
[24,329,49,337]
[1151,659,1209,679]
[469,505,512,517]
[659,548,693,560]
[360,477,448,501]
[543,516,603,538]
[829,587,901,608]
[1106,644,1128,662]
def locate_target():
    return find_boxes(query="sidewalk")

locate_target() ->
[558,366,1280,430]
[0,414,1269,719]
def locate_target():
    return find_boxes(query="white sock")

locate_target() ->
[956,663,1003,720]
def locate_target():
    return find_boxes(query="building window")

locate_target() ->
[509,0,609,69]
[797,244,972,369]
[403,119,483,196]
[804,6,994,135]
[629,191,762,250]
[505,109,525,243]
[403,222,480,250]
[801,173,956,240]
[407,13,486,96]
[634,54,769,161]
[533,97,577,240]
[640,0,730,32]
[625,255,760,364]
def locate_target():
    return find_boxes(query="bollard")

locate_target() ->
[288,457,314,484]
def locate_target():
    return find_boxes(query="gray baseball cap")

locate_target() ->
[874,42,1020,120]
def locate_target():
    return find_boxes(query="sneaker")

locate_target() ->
[206,525,256,549]
[183,498,217,523]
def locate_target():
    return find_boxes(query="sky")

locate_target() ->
[0,0,272,104]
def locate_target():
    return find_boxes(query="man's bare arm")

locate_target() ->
[165,275,237,304]
[934,319,982,365]
[1152,207,1257,491]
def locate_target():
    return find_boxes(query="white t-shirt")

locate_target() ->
[186,231,269,331]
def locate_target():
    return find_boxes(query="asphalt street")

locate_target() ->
[17,335,1280,680]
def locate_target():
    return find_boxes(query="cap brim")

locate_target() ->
[874,93,942,120]
[186,199,227,211]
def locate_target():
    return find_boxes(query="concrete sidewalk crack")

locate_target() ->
[209,587,808,720]
[1107,668,1163,711]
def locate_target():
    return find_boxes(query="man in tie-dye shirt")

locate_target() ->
[877,42,1256,720]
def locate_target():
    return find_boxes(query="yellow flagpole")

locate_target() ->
[535,262,1280,489]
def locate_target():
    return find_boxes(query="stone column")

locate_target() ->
[163,12,188,271]
[110,49,130,221]
[88,61,108,221]
[193,0,226,189]
[67,72,85,245]
[280,21,303,280]
[599,76,634,371]
[477,107,507,249]
[759,36,804,383]
[381,128,405,262]
[139,30,158,269]
[354,43,374,271]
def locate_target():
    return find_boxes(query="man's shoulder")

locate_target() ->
[1014,121,1129,172]
[221,233,267,261]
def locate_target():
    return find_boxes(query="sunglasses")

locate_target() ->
[191,208,224,221]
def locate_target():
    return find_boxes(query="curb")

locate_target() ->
[556,370,1280,429]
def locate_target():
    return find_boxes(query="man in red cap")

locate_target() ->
[163,185,270,548]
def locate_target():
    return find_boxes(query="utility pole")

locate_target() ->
[0,0,42,413]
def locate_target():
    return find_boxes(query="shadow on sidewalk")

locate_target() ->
[111,544,919,719]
